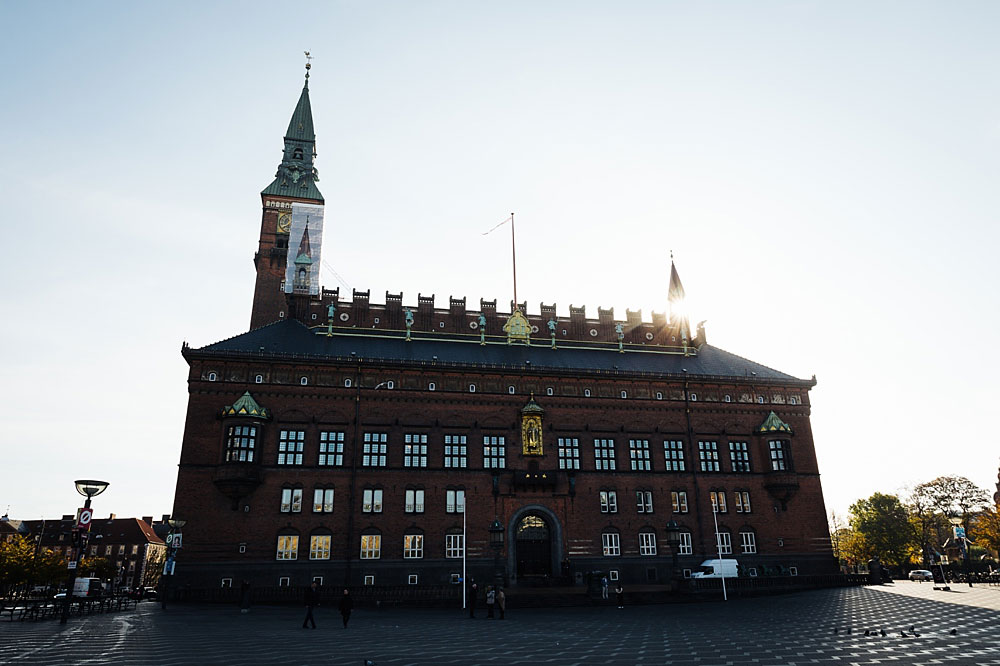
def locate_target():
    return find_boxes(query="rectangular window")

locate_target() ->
[717,531,732,555]
[740,531,757,554]
[698,441,720,472]
[278,577,290,587]
[319,431,345,466]
[446,489,465,513]
[364,575,375,585]
[594,438,616,470]
[309,535,331,560]
[444,435,467,468]
[131,545,138,555]
[600,490,618,513]
[602,533,621,557]
[225,425,256,462]
[629,439,651,471]
[408,574,419,585]
[221,578,233,588]
[276,535,298,560]
[280,488,302,513]
[405,489,425,513]
[729,441,750,472]
[636,490,653,514]
[362,488,383,513]
[639,532,658,556]
[445,534,464,559]
[483,435,506,469]
[313,488,334,513]
[557,437,581,470]
[360,534,381,559]
[710,491,727,513]
[671,491,689,513]
[735,491,751,513]
[403,534,424,559]
[664,440,685,471]
[404,433,428,468]
[679,532,692,555]
[363,433,388,467]
[769,440,788,471]
[278,430,305,465]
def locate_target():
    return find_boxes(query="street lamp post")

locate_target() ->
[488,517,505,588]
[949,516,973,588]
[161,519,186,609]
[60,480,109,624]
[665,520,681,591]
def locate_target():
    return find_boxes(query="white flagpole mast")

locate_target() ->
[712,498,728,601]
[462,497,467,610]
[510,212,517,308]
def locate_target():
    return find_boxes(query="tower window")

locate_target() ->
[584,389,592,397]
[508,386,515,394]
[255,374,263,384]
[207,372,217,382]
[292,147,303,160]
[546,387,553,396]
[428,382,436,391]
[300,377,308,386]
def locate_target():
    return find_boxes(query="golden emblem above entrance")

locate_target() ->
[521,394,544,456]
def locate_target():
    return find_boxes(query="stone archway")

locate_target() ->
[507,504,563,583]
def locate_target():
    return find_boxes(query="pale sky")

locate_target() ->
[2,2,998,522]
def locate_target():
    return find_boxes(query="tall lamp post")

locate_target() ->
[488,517,505,588]
[161,519,186,609]
[60,479,109,624]
[665,520,681,591]
[949,516,973,588]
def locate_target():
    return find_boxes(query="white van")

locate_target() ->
[690,559,739,578]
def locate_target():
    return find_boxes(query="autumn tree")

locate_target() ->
[849,492,915,571]
[974,507,1000,560]
[913,476,990,526]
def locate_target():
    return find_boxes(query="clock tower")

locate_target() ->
[249,64,324,330]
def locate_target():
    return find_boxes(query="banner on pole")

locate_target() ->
[284,203,325,295]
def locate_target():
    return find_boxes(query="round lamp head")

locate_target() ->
[488,517,504,549]
[665,519,681,547]
[167,519,187,529]
[75,480,109,499]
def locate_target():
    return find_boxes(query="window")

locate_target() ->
[278,430,305,465]
[679,532,693,555]
[639,532,658,556]
[716,531,732,555]
[656,391,663,400]
[602,532,621,556]
[698,441,720,472]
[594,438,616,470]
[405,489,425,513]
[208,372,217,382]
[740,531,757,554]
[131,545,138,555]
[620,390,628,399]
[483,435,506,469]
[469,384,476,392]
[310,535,331,560]
[636,490,653,513]
[313,488,334,513]
[363,432,387,467]
[404,433,428,467]
[278,576,290,587]
[757,396,765,404]
[255,374,263,384]
[300,377,308,386]
[280,488,303,513]
[584,388,591,397]
[444,435,467,468]
[225,425,256,462]
[408,574,419,585]
[789,396,800,405]
[769,440,788,471]
[221,578,233,588]
[557,437,580,470]
[664,440,685,471]
[445,533,464,558]
[690,393,697,401]
[360,534,381,559]
[319,431,345,466]
[735,491,751,513]
[729,442,750,472]
[609,569,619,581]
[629,439,651,471]
[239,543,246,554]
[403,534,424,559]
[671,491,688,513]
[710,491,727,513]
[344,378,352,388]
[450,573,461,584]
[446,489,465,513]
[508,385,515,394]
[276,535,298,560]
[362,488,383,513]
[386,380,395,389]
[364,575,375,585]
[789,567,798,576]
[724,394,731,402]
[546,387,553,396]
[428,382,436,391]
[600,490,618,513]
[312,576,324,586]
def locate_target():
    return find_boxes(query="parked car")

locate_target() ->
[908,569,934,581]
[141,586,158,600]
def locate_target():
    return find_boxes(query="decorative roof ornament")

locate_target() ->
[503,308,531,345]
[221,391,272,420]
[758,411,792,434]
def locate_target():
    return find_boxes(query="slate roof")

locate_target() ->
[188,319,811,385]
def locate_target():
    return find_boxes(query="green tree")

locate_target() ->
[849,492,915,571]
[80,556,116,581]
[0,536,34,595]
[913,476,990,527]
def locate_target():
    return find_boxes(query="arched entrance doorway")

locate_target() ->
[515,514,552,578]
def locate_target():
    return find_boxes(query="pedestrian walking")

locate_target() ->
[338,588,353,628]
[303,581,318,629]
[601,576,609,600]
[497,587,506,620]
[486,585,496,618]
[615,584,624,609]
[468,580,478,618]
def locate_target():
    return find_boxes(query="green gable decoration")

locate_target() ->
[758,411,792,434]
[222,391,272,420]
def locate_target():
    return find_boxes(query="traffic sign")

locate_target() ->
[76,508,93,530]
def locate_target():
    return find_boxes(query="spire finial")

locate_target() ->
[304,51,313,85]
[670,249,674,261]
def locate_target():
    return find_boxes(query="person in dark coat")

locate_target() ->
[468,580,478,618]
[615,583,624,609]
[303,582,318,628]
[338,588,353,628]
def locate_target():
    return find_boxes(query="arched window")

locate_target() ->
[360,530,381,559]
[601,530,621,557]
[403,530,424,559]
[638,530,658,556]
[309,529,332,560]
[276,530,299,561]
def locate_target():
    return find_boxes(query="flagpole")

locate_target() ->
[510,212,517,309]
[462,498,467,610]
[712,500,728,601]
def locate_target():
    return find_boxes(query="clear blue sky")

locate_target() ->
[2,2,998,522]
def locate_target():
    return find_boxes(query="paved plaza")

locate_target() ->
[3,582,1000,665]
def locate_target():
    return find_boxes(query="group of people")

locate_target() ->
[467,581,506,619]
[600,576,625,608]
[303,583,353,629]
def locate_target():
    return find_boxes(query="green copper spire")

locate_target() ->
[262,60,324,202]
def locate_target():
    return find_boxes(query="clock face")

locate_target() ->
[277,213,291,234]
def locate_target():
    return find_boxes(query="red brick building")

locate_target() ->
[170,71,835,591]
